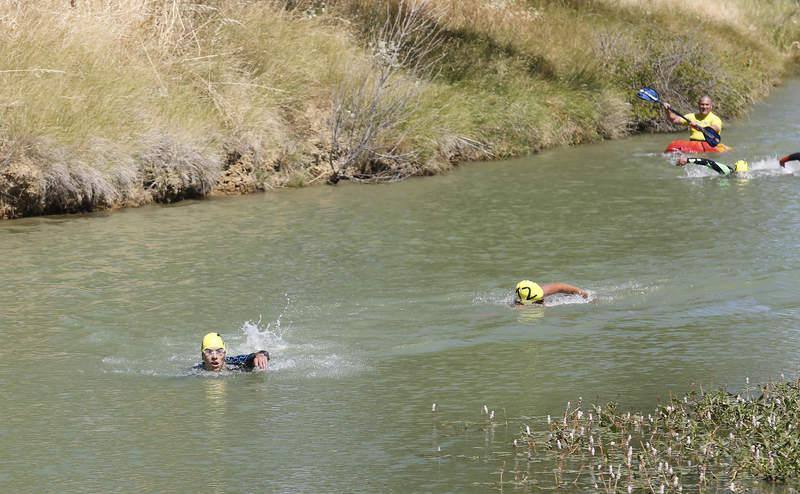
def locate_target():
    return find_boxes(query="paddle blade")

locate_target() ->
[636,87,660,103]
[701,126,721,147]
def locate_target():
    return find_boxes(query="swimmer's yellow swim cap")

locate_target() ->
[734,160,749,173]
[515,280,544,305]
[201,332,226,352]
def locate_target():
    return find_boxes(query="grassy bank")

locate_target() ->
[1,0,798,218]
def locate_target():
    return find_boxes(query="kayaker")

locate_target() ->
[663,95,723,145]
[195,332,270,372]
[514,280,589,305]
[676,156,748,176]
[779,152,800,167]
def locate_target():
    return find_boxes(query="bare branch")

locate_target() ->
[327,0,444,183]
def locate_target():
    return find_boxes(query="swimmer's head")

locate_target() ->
[734,160,749,173]
[515,280,544,305]
[201,332,226,353]
[201,332,227,372]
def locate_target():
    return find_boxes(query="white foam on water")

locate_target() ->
[232,296,367,377]
[781,158,800,174]
[102,295,366,378]
[216,314,366,378]
[679,156,793,179]
[237,317,290,359]
[602,280,644,291]
[682,164,717,178]
[471,289,513,305]
[594,280,662,303]
[543,292,593,307]
[473,289,595,307]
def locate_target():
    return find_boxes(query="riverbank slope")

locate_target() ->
[1,0,798,218]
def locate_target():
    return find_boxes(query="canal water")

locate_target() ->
[3,81,800,492]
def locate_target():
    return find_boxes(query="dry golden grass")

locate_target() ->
[0,0,797,218]
[601,0,746,24]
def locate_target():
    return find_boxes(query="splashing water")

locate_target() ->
[234,295,365,377]
[239,318,289,359]
[544,292,593,307]
[680,157,794,179]
[238,294,294,356]
[472,289,595,306]
[471,289,514,305]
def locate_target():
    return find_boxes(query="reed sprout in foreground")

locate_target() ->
[438,378,800,492]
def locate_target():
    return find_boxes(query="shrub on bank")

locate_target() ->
[0,0,797,218]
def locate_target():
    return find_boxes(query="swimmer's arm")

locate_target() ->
[226,351,270,370]
[540,283,589,299]
[779,152,800,167]
[681,157,727,174]
[684,157,718,168]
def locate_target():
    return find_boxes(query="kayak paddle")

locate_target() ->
[636,87,721,147]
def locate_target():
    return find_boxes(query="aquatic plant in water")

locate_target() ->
[438,378,800,492]
[505,379,800,492]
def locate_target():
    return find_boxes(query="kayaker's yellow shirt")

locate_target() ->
[684,111,722,141]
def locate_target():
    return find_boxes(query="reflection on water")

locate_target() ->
[515,306,545,324]
[3,81,800,491]
[202,379,227,494]
[203,378,227,417]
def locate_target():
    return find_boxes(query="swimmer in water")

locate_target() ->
[514,280,589,305]
[195,332,269,372]
[675,156,748,176]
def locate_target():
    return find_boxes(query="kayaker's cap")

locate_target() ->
[202,332,226,353]
[734,160,749,173]
[515,280,544,305]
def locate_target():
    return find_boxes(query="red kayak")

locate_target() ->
[665,140,730,153]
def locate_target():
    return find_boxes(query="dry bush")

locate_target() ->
[327,0,444,183]
[594,89,633,139]
[137,133,221,202]
[436,134,493,164]
[202,1,354,187]
[0,136,120,218]
[82,138,150,207]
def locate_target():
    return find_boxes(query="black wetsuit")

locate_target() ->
[194,351,270,371]
[684,157,734,176]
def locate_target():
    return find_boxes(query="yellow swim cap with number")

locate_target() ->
[201,332,226,352]
[515,280,544,304]
[734,160,749,173]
